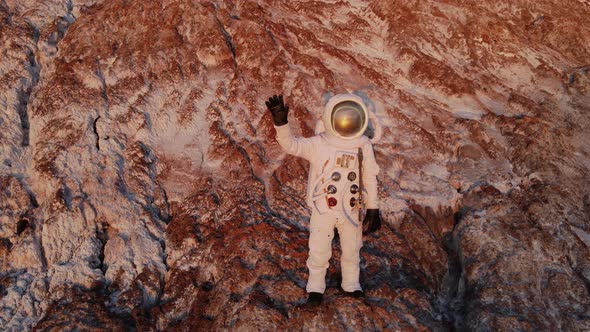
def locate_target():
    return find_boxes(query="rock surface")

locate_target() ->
[1,0,590,330]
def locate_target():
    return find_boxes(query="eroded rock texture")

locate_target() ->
[1,0,589,330]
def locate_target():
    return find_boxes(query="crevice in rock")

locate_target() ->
[437,208,469,331]
[528,15,545,28]
[47,0,76,48]
[36,220,49,272]
[15,0,76,148]
[139,219,167,271]
[114,152,129,197]
[94,60,109,151]
[25,19,41,42]
[160,240,168,273]
[74,197,108,274]
[16,218,30,236]
[458,180,489,195]
[137,218,168,308]
[264,25,280,49]
[28,190,39,208]
[1,0,13,26]
[12,175,40,208]
[157,239,168,307]
[96,226,108,274]
[95,60,108,106]
[137,142,172,224]
[213,14,237,67]
[159,189,172,223]
[93,115,101,151]
[15,44,40,147]
[60,181,73,210]
[114,143,172,235]
[63,0,76,30]
[15,85,30,146]
[174,25,185,46]
[566,65,590,86]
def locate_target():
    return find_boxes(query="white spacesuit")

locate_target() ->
[271,93,381,296]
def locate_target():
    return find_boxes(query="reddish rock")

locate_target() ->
[1,0,589,330]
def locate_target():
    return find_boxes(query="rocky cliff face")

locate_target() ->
[1,0,589,330]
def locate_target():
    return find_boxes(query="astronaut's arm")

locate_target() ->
[265,94,315,160]
[362,143,380,209]
[273,124,315,161]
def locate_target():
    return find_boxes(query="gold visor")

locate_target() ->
[331,101,366,138]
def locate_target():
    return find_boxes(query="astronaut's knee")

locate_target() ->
[307,254,330,269]
[308,227,333,267]
[307,247,332,269]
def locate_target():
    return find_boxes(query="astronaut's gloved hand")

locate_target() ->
[363,209,381,235]
[265,94,289,126]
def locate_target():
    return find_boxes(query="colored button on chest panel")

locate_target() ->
[347,172,357,181]
[327,197,337,207]
[327,185,337,194]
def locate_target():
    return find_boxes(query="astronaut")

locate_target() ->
[266,93,382,306]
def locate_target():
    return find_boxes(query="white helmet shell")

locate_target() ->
[323,94,369,140]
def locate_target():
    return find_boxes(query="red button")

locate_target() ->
[328,197,337,207]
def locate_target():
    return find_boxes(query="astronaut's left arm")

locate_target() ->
[362,142,380,209]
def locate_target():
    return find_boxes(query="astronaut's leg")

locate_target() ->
[336,216,363,292]
[306,211,335,294]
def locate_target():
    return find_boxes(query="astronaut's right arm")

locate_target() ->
[273,124,315,161]
[266,94,315,161]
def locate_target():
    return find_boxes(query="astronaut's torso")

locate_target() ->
[307,137,364,226]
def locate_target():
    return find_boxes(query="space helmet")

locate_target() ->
[322,94,369,140]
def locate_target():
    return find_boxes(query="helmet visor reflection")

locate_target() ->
[331,101,366,138]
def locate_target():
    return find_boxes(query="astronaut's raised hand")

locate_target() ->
[363,209,381,235]
[265,94,289,126]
